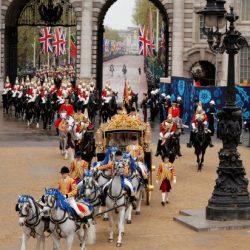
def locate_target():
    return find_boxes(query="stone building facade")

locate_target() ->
[0,0,249,89]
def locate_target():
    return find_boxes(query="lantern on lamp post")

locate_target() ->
[198,0,250,220]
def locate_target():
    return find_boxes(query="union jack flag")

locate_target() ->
[39,27,53,54]
[139,25,150,57]
[53,28,67,57]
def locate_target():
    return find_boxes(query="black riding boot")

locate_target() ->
[187,132,193,148]
[56,128,59,136]
[208,134,214,147]
[143,178,149,188]
[155,140,162,156]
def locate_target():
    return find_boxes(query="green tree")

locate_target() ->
[133,0,163,29]
[104,26,124,41]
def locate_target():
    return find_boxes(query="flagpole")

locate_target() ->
[33,31,36,68]
[156,9,159,53]
[68,26,71,65]
[47,52,50,67]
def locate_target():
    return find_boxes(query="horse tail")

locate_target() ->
[86,222,96,245]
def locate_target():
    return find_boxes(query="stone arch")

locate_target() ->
[91,0,173,92]
[1,0,82,83]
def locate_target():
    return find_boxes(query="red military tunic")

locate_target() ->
[168,106,180,118]
[191,113,208,129]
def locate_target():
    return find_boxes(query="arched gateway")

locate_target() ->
[1,0,174,91]
[94,0,171,92]
[4,0,79,83]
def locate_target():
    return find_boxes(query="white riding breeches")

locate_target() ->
[137,162,148,179]
[67,197,82,216]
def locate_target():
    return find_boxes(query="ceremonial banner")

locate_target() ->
[160,77,250,125]
[171,77,194,126]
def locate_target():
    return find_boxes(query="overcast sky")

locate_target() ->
[104,0,136,30]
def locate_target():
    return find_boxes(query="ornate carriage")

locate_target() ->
[95,110,154,205]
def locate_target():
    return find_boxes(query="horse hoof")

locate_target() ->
[127,220,132,224]
[135,211,140,215]
[109,239,113,243]
[103,217,109,221]
[116,243,122,247]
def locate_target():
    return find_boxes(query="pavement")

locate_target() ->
[103,55,147,103]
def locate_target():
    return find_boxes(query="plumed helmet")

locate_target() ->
[161,93,166,98]
[60,166,69,174]
[177,96,182,101]
[196,105,203,114]
[166,114,173,122]
[210,100,215,105]
[166,95,171,99]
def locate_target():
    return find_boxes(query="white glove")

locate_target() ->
[170,132,174,135]
[173,179,176,184]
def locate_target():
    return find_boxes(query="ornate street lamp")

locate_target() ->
[198,0,250,220]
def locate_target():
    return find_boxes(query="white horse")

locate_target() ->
[92,162,112,221]
[105,162,127,247]
[15,195,46,250]
[125,170,145,224]
[78,171,102,216]
[42,188,96,250]
[58,116,75,160]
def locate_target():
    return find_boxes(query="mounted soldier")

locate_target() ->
[187,103,214,148]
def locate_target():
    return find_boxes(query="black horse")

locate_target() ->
[160,133,180,163]
[79,129,96,166]
[2,90,12,114]
[193,119,210,171]
[42,94,54,130]
[87,92,100,124]
[128,93,138,111]
[100,102,110,123]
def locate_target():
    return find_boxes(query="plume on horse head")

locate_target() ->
[122,152,136,173]
[45,188,75,215]
[18,195,35,204]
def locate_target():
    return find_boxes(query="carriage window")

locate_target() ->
[106,132,140,150]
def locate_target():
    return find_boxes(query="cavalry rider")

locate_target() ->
[3,76,12,91]
[97,150,137,210]
[58,97,74,117]
[187,103,214,148]
[69,151,89,183]
[168,99,182,156]
[55,97,74,135]
[155,114,177,157]
[126,135,149,186]
[58,166,86,218]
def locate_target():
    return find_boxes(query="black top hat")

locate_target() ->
[60,166,70,174]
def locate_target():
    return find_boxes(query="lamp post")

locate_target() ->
[198,0,250,220]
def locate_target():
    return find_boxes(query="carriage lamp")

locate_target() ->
[95,129,103,151]
[144,123,152,145]
[198,0,250,221]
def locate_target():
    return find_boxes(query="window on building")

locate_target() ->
[199,16,207,40]
[240,46,250,85]
[242,0,250,21]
